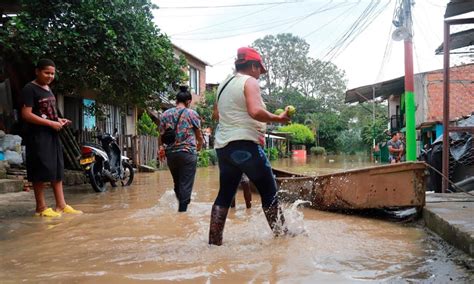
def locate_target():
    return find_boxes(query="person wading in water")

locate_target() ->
[159,86,203,212]
[209,47,291,246]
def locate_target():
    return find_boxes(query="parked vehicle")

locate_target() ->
[80,133,134,192]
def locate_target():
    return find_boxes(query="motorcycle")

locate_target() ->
[79,133,134,192]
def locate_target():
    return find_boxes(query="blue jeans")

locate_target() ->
[214,141,279,208]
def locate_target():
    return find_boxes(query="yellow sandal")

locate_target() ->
[57,205,83,215]
[35,208,62,218]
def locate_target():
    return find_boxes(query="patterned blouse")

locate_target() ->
[159,107,201,154]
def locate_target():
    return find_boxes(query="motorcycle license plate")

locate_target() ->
[80,156,95,165]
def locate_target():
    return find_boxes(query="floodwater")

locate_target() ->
[0,155,472,283]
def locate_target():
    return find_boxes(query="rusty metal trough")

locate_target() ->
[273,162,427,211]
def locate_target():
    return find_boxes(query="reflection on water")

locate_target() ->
[0,156,471,283]
[272,154,374,176]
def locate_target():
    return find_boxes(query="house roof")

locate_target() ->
[445,0,474,18]
[345,63,474,104]
[172,44,211,67]
[435,28,474,54]
[345,76,405,103]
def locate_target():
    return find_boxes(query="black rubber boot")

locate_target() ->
[208,205,229,246]
[263,205,288,237]
[178,202,188,212]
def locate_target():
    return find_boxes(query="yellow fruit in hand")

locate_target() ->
[274,108,284,115]
[286,105,296,117]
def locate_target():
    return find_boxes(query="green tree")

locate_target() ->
[0,0,186,109]
[252,33,310,96]
[313,112,346,153]
[341,103,388,150]
[196,90,217,130]
[278,123,315,145]
[266,90,323,125]
[137,112,158,136]
[361,117,389,148]
[335,129,364,154]
[297,58,347,111]
[252,33,347,113]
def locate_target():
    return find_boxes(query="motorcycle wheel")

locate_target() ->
[89,162,108,192]
[121,161,134,186]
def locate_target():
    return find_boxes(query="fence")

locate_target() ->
[78,130,158,168]
[133,135,159,167]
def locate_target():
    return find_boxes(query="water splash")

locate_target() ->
[280,200,310,236]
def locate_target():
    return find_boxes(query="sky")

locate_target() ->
[152,0,471,89]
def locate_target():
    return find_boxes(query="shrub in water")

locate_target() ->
[310,146,326,156]
[197,150,210,167]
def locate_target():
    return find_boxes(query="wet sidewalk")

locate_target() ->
[424,192,474,257]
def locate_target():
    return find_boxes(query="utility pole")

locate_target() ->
[403,0,417,161]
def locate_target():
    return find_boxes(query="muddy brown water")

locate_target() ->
[0,155,472,283]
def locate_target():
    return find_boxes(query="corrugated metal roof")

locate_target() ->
[345,76,405,104]
[435,28,474,54]
[445,0,474,18]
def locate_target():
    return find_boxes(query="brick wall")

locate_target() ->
[425,64,474,122]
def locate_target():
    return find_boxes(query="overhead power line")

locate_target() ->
[170,3,283,36]
[303,1,358,38]
[282,0,353,31]
[375,0,397,82]
[158,1,303,9]
[172,1,352,41]
[321,0,390,63]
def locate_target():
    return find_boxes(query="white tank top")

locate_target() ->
[214,73,266,149]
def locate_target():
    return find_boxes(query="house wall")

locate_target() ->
[186,55,206,105]
[425,64,474,122]
[388,95,399,118]
[126,107,137,136]
[57,94,64,115]
[414,73,428,126]
[172,46,207,106]
[388,64,474,127]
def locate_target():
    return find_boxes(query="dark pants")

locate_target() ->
[214,141,278,208]
[166,151,197,210]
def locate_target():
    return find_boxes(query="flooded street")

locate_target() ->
[0,156,472,283]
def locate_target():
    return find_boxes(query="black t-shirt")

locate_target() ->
[21,82,64,182]
[21,82,59,134]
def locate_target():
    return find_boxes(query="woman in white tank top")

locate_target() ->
[208,47,293,246]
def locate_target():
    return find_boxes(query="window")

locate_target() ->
[83,99,96,130]
[189,66,200,95]
[95,104,126,135]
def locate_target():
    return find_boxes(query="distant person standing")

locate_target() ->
[230,173,252,209]
[159,86,203,212]
[388,132,403,163]
[208,47,291,246]
[399,132,406,162]
[21,58,82,217]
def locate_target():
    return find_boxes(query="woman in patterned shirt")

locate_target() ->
[159,86,203,212]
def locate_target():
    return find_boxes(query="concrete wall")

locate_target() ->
[388,94,399,118]
[126,107,137,136]
[57,94,64,115]
[414,73,428,126]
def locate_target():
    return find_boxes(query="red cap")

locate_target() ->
[235,47,267,74]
